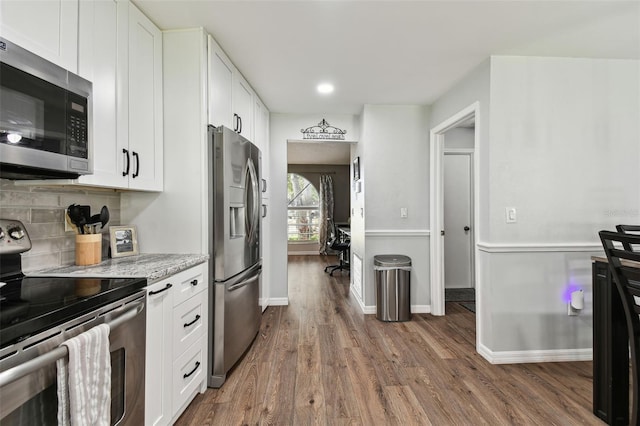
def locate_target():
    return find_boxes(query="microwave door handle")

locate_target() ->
[122,149,130,176]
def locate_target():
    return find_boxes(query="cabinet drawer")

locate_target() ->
[172,294,205,355]
[172,336,205,414]
[171,264,206,307]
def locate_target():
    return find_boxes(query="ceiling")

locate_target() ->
[134,0,639,116]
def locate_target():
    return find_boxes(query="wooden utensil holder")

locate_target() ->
[75,234,102,265]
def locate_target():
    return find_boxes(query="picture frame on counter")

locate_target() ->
[109,225,139,258]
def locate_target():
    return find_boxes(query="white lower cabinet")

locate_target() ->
[145,262,208,426]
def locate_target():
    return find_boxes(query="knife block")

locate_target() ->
[75,234,102,265]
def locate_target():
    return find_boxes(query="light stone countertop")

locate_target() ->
[28,253,209,284]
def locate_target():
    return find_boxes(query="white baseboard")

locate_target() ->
[359,304,432,315]
[267,297,289,306]
[478,343,592,364]
[412,305,431,314]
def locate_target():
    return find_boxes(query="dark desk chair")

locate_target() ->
[616,224,640,251]
[599,230,640,425]
[324,220,350,276]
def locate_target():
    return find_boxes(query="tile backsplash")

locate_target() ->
[0,179,121,273]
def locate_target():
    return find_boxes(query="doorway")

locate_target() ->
[429,102,480,322]
[443,150,474,291]
[286,140,354,293]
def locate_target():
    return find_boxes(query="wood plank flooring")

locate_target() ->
[175,255,601,425]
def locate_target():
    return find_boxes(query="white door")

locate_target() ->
[443,152,473,289]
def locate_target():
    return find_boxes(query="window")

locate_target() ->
[287,173,320,242]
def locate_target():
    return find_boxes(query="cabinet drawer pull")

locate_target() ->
[183,361,201,379]
[183,314,201,328]
[149,283,172,296]
[190,279,198,286]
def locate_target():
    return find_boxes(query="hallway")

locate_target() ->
[176,255,598,425]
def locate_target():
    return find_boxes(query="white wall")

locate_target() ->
[359,105,431,309]
[481,56,639,359]
[432,55,639,360]
[444,127,475,150]
[269,113,360,302]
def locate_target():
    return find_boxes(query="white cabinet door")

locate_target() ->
[128,2,163,191]
[145,279,174,426]
[233,73,254,140]
[77,0,129,189]
[207,35,234,129]
[0,0,79,72]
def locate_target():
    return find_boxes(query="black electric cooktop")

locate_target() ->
[0,275,147,349]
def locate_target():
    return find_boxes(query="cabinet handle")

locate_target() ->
[122,148,130,176]
[183,361,201,379]
[233,113,238,132]
[238,115,242,134]
[261,178,267,193]
[132,151,139,178]
[149,283,172,296]
[183,314,201,328]
[262,204,267,218]
[190,279,198,286]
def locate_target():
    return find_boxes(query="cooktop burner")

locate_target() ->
[0,275,146,349]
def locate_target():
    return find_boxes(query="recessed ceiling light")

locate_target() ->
[317,83,334,94]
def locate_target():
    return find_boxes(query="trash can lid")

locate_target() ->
[374,255,411,267]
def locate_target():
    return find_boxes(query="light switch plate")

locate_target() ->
[400,207,408,218]
[506,207,517,223]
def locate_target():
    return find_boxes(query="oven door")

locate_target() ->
[0,292,146,425]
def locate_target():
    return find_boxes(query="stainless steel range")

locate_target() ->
[0,219,147,425]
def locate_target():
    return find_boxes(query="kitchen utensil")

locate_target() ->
[67,204,84,234]
[99,206,110,228]
[86,206,110,233]
[79,205,91,232]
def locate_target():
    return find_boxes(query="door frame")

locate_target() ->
[443,149,475,290]
[430,102,480,317]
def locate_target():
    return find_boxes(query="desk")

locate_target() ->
[592,256,640,425]
[338,226,351,241]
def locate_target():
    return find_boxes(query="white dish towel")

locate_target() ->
[56,323,111,426]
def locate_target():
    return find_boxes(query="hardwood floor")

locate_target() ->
[175,255,600,425]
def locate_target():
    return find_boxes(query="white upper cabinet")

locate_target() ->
[207,35,234,129]
[77,0,163,191]
[0,0,79,72]
[233,73,254,140]
[207,35,255,140]
[128,3,163,191]
[77,0,129,188]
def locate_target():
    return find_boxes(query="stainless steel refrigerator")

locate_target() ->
[207,125,262,388]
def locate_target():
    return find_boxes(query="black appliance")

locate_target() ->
[0,219,146,425]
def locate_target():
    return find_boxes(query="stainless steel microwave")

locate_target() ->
[0,37,92,179]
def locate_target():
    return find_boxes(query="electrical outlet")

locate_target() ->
[400,207,408,218]
[506,207,517,223]
[64,212,75,233]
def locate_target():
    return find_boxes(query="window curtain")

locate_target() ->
[318,175,334,254]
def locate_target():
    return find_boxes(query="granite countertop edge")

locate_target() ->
[27,253,210,285]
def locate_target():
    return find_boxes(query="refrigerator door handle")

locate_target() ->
[245,159,260,245]
[227,272,260,292]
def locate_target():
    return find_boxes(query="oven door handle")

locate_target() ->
[0,300,144,388]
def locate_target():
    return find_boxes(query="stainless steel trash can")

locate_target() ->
[374,255,411,322]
